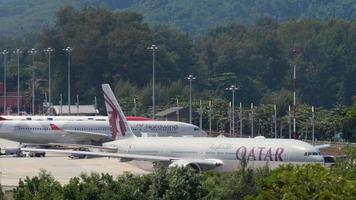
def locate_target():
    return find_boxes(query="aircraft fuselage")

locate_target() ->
[104,137,324,171]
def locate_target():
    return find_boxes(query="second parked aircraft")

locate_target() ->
[0,118,206,146]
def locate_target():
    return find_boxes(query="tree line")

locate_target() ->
[2,1,356,37]
[0,7,355,140]
[125,0,356,35]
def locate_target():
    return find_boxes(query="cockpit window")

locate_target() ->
[194,128,199,131]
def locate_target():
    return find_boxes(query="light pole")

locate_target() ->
[288,105,292,139]
[44,47,54,114]
[273,104,277,138]
[311,106,315,145]
[76,94,79,115]
[185,74,196,124]
[280,120,283,138]
[292,63,297,139]
[239,102,243,137]
[292,48,300,139]
[226,85,238,136]
[250,103,254,137]
[94,96,97,115]
[208,100,212,135]
[228,101,232,136]
[1,50,8,114]
[147,44,158,119]
[198,100,203,129]
[59,93,63,115]
[176,98,180,121]
[63,46,72,115]
[14,49,22,114]
[28,48,37,115]
[133,98,137,116]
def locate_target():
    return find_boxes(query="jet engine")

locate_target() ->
[169,160,201,172]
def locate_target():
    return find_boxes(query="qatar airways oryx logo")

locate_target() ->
[104,93,127,139]
[235,146,285,161]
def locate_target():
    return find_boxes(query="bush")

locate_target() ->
[63,172,152,200]
[13,170,63,200]
[10,159,356,200]
[150,166,203,200]
[250,164,356,199]
[201,161,270,200]
[332,146,356,180]
[0,184,4,200]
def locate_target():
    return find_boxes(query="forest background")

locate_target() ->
[0,1,355,141]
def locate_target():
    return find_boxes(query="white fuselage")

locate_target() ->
[103,137,324,171]
[0,120,207,145]
[0,115,107,121]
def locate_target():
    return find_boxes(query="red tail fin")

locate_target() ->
[50,123,61,131]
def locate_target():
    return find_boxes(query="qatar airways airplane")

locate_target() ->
[23,84,330,171]
[0,119,206,146]
[0,115,150,121]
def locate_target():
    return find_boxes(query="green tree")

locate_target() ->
[0,184,4,200]
[13,170,63,200]
[149,165,169,199]
[202,160,270,200]
[63,172,151,200]
[251,164,356,199]
[163,167,203,200]
[333,146,356,180]
[150,166,203,200]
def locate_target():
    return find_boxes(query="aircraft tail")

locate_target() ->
[102,84,136,140]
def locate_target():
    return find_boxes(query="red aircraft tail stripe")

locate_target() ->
[50,123,61,131]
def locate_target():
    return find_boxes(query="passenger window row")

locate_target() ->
[304,152,320,156]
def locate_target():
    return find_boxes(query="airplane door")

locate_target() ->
[283,151,288,161]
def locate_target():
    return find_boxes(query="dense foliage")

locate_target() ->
[11,148,356,200]
[127,0,356,35]
[0,7,355,140]
[2,0,356,36]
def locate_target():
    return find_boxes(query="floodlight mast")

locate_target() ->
[226,85,238,136]
[63,46,73,115]
[28,48,37,115]
[1,50,8,114]
[185,74,196,124]
[44,47,54,114]
[147,44,158,119]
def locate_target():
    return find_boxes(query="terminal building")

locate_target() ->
[52,105,99,116]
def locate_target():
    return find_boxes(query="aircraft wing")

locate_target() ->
[46,143,118,151]
[21,148,174,162]
[49,123,111,144]
[59,129,112,144]
[20,148,224,170]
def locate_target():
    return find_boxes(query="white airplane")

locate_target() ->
[0,115,151,121]
[23,84,330,172]
[0,119,206,146]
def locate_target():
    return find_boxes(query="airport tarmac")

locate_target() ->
[0,139,148,186]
